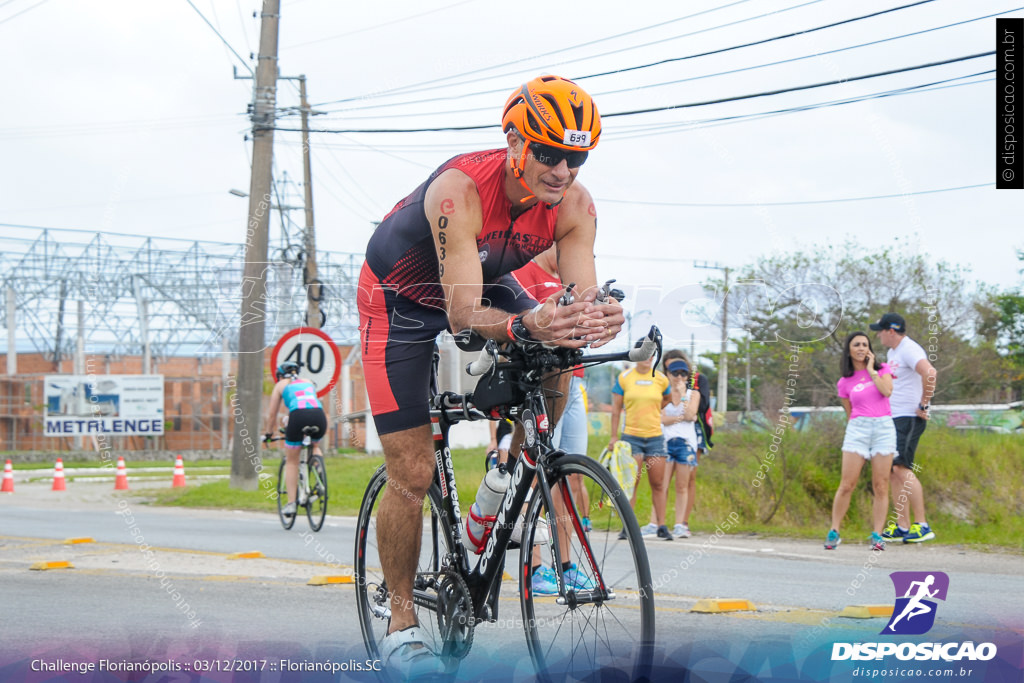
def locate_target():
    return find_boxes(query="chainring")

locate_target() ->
[435,570,475,660]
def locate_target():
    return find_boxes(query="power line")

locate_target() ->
[595,183,989,209]
[185,0,253,76]
[588,9,1014,101]
[316,8,1011,123]
[605,51,993,118]
[282,0,480,50]
[607,72,992,140]
[310,0,764,107]
[273,52,994,134]
[273,73,991,151]
[575,0,938,83]
[273,72,991,155]
[0,0,48,26]
[311,0,933,110]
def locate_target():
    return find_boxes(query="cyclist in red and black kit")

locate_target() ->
[357,75,624,675]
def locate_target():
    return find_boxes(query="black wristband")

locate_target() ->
[918,403,930,411]
[509,312,534,342]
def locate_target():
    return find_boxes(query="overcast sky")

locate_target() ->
[2,0,1021,353]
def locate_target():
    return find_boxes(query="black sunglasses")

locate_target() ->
[529,141,588,168]
[670,370,689,377]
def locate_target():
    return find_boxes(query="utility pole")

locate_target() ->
[745,332,752,413]
[298,75,321,330]
[694,261,730,413]
[232,0,280,491]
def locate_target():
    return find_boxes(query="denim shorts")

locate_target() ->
[666,437,698,467]
[553,375,588,455]
[621,434,665,458]
[841,416,897,459]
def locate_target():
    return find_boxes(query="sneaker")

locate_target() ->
[673,523,691,538]
[582,517,592,533]
[656,525,674,541]
[904,523,936,543]
[824,529,841,550]
[380,626,445,679]
[510,515,549,546]
[870,532,886,551]
[531,566,559,595]
[640,523,658,536]
[881,521,909,540]
[617,528,628,540]
[563,563,596,591]
[281,502,296,518]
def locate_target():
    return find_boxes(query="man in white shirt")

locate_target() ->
[870,313,938,543]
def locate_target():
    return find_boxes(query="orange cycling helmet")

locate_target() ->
[502,75,601,151]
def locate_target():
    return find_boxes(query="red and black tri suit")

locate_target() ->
[358,149,559,434]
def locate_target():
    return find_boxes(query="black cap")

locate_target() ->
[869,312,906,333]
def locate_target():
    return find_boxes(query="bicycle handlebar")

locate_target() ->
[627,325,662,363]
[465,340,498,377]
[465,325,663,378]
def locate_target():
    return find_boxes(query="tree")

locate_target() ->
[976,249,1024,400]
[706,239,1005,407]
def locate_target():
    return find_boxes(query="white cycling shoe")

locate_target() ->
[510,515,550,545]
[380,626,446,680]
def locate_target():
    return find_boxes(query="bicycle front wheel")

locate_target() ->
[276,459,295,530]
[354,465,457,663]
[519,453,654,682]
[306,454,327,531]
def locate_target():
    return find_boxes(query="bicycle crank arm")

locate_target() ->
[412,591,438,612]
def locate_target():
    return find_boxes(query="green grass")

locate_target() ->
[148,449,490,517]
[136,428,1023,551]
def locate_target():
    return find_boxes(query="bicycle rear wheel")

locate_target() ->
[519,453,654,682]
[305,454,327,531]
[354,465,456,664]
[275,459,295,530]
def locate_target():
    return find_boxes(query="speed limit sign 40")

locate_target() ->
[270,328,341,398]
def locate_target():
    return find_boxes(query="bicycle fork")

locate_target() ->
[533,456,613,606]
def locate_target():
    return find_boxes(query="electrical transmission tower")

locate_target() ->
[0,225,362,363]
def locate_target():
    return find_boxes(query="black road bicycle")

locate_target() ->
[354,326,662,681]
[265,425,328,531]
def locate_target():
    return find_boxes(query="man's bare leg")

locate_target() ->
[376,424,435,634]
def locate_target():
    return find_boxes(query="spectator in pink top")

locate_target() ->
[824,332,896,551]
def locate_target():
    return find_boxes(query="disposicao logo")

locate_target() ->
[883,571,949,635]
[831,571,998,663]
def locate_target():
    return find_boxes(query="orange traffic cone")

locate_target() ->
[114,456,129,490]
[171,456,186,488]
[52,458,66,491]
[1,459,14,493]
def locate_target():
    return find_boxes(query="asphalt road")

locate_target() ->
[1,481,1021,682]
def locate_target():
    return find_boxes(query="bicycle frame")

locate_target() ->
[422,348,610,625]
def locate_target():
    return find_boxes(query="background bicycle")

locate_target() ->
[264,426,328,531]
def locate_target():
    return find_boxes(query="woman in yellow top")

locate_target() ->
[608,356,672,540]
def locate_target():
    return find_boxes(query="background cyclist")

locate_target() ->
[357,75,623,675]
[262,361,328,520]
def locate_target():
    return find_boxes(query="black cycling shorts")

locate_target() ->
[285,408,327,447]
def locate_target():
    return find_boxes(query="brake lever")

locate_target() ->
[559,282,576,306]
[597,279,624,303]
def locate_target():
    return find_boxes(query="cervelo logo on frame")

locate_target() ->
[883,571,949,635]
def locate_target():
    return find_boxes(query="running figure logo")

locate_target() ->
[883,571,949,635]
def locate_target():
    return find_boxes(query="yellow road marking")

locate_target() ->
[29,561,73,571]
